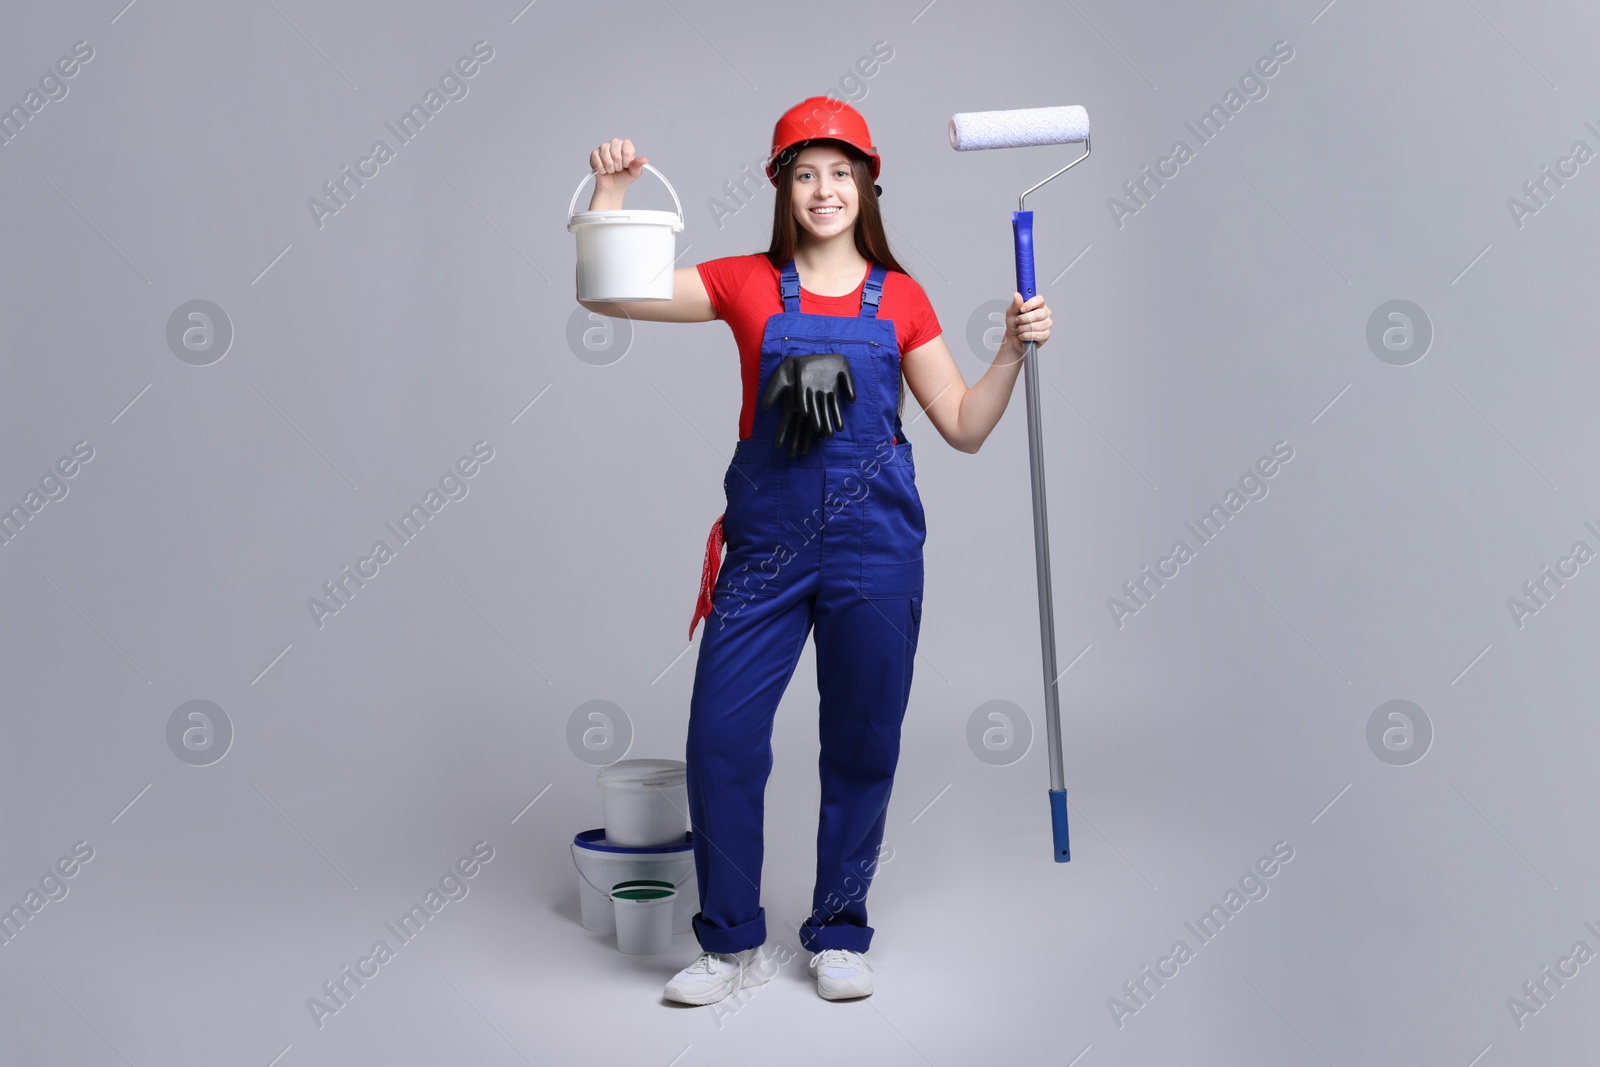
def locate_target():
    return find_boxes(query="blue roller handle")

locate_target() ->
[1050,789,1070,862]
[1012,210,1037,301]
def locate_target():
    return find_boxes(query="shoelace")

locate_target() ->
[682,950,738,976]
[811,949,871,972]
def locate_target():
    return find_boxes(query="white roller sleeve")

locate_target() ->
[948,105,1091,150]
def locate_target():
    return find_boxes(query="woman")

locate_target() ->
[576,98,1052,1005]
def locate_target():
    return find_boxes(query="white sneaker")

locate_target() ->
[663,945,775,1005]
[808,948,874,1000]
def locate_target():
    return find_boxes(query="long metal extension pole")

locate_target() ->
[1021,335,1066,815]
[1017,337,1068,863]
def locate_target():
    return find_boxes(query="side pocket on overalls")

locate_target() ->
[719,465,781,601]
[860,448,926,599]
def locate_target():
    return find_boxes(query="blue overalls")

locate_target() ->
[684,257,926,956]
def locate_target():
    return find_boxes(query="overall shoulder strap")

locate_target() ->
[779,258,801,314]
[859,264,888,318]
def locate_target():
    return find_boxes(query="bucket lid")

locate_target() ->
[596,758,686,788]
[567,209,685,233]
[611,879,675,902]
[613,878,674,889]
[572,828,693,854]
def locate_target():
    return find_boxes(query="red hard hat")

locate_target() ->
[766,97,880,186]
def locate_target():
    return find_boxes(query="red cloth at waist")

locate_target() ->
[689,513,725,640]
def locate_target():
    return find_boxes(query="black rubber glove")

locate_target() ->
[761,352,856,457]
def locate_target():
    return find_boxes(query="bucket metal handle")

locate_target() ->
[570,842,696,898]
[567,162,684,227]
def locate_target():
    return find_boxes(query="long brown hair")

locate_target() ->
[764,141,911,278]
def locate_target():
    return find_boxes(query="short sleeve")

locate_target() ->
[696,259,730,321]
[897,275,942,354]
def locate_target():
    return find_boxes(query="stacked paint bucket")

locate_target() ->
[570,758,696,955]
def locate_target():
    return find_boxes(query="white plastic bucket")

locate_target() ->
[611,879,677,955]
[567,162,685,302]
[597,758,688,847]
[570,828,695,935]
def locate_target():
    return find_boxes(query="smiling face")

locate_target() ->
[789,142,860,243]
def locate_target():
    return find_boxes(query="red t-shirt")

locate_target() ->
[695,254,942,441]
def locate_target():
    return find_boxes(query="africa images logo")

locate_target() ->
[1106,441,1295,629]
[305,41,494,230]
[306,841,494,1029]
[306,441,494,630]
[1107,840,1296,1029]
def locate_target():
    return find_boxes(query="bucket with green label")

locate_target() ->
[610,878,677,955]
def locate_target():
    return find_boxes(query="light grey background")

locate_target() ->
[3,0,1597,1064]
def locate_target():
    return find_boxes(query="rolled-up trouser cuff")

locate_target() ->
[693,907,766,954]
[797,918,873,953]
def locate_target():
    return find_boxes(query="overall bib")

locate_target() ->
[684,258,926,956]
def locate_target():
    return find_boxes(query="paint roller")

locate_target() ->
[949,104,1091,864]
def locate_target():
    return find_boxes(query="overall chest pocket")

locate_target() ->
[769,334,884,357]
[859,450,926,599]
